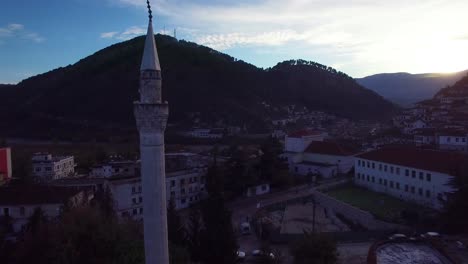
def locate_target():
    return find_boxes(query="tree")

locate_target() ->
[199,195,238,264]
[167,198,186,246]
[290,232,338,264]
[186,206,202,262]
[441,163,468,233]
[93,186,115,219]
[13,207,145,264]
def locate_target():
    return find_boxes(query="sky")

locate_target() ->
[1,0,468,84]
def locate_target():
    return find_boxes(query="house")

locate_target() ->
[90,161,139,178]
[0,148,12,185]
[0,186,92,233]
[32,153,76,183]
[354,147,468,209]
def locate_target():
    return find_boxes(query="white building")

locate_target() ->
[246,183,271,197]
[284,129,327,153]
[90,161,139,178]
[438,131,468,151]
[284,129,355,178]
[354,147,468,209]
[32,153,76,182]
[107,166,207,219]
[0,186,91,233]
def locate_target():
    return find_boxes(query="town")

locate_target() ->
[1,1,468,264]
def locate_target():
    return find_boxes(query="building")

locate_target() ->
[32,153,76,182]
[133,8,170,263]
[354,147,468,209]
[106,165,207,218]
[90,161,139,178]
[246,183,271,197]
[284,129,327,153]
[437,131,468,151]
[0,186,92,233]
[0,147,12,184]
[284,130,355,178]
[185,128,225,139]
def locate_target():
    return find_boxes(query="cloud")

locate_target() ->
[100,26,147,40]
[111,0,468,76]
[101,31,119,38]
[0,23,45,44]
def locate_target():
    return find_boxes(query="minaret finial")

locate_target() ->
[147,0,153,22]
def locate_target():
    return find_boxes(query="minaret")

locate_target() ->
[134,1,169,264]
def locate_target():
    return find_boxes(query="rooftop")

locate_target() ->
[305,141,356,156]
[0,186,83,205]
[357,147,468,175]
[288,129,323,138]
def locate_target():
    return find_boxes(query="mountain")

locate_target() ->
[356,71,468,106]
[435,72,468,98]
[0,35,396,140]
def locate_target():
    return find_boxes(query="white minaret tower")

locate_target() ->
[134,1,169,264]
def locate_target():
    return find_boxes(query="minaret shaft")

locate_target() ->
[135,16,169,264]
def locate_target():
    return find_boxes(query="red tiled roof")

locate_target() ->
[356,147,468,175]
[288,129,322,138]
[305,141,356,156]
[0,186,83,205]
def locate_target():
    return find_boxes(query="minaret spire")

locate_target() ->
[134,1,170,264]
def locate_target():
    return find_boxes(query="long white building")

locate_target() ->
[354,147,468,209]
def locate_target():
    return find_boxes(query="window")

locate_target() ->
[372,163,375,169]
[133,209,137,215]
[3,208,9,216]
[396,168,400,175]
[35,168,42,172]
[426,173,431,182]
[405,169,409,176]
[390,181,394,188]
[132,198,137,204]
[20,207,25,216]
[295,167,298,172]
[426,190,431,198]
[418,188,423,196]
[447,137,451,142]
[384,179,388,186]
[171,180,175,187]
[379,164,382,171]
[170,191,175,197]
[405,185,409,192]
[411,186,415,193]
[139,197,143,203]
[384,165,388,172]
[456,138,459,142]
[132,187,136,193]
[180,179,185,186]
[371,176,375,183]
[390,167,394,174]
[139,208,143,214]
[367,162,370,168]
[138,186,142,192]
[396,183,400,189]
[181,198,186,204]
[358,160,361,166]
[45,167,52,171]
[379,178,382,184]
[367,175,370,182]
[419,172,424,180]
[412,171,416,178]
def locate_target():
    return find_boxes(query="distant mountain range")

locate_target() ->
[0,35,396,140]
[356,71,468,106]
